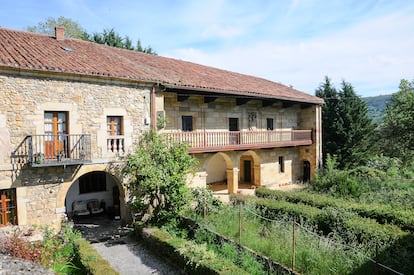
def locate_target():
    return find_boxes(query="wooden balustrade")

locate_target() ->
[163,130,312,153]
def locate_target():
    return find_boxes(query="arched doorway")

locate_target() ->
[65,171,120,221]
[239,151,261,188]
[205,152,234,194]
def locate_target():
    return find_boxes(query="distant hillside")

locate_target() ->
[362,94,393,124]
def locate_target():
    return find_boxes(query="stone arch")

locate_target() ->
[56,164,128,224]
[239,150,261,187]
[204,152,238,194]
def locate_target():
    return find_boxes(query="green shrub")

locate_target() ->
[192,187,223,215]
[235,195,410,249]
[256,187,414,231]
[135,225,249,274]
[74,238,119,275]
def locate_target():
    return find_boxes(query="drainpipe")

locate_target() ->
[151,85,156,131]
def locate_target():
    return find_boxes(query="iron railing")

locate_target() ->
[11,134,91,167]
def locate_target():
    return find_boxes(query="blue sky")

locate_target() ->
[1,0,413,97]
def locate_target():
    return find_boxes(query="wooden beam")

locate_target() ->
[177,95,190,102]
[262,100,275,107]
[204,96,217,103]
[282,101,295,108]
[236,98,251,106]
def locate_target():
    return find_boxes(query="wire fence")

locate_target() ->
[193,199,404,275]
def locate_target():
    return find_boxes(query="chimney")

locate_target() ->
[55,25,65,40]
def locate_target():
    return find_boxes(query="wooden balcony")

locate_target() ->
[12,134,91,167]
[163,130,312,153]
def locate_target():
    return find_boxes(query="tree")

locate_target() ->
[316,77,374,169]
[381,79,414,165]
[27,17,157,54]
[123,130,197,225]
[26,16,87,39]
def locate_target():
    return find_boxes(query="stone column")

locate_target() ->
[226,168,239,194]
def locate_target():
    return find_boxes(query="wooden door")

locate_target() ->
[0,189,17,226]
[244,160,252,183]
[229,118,239,145]
[44,112,67,159]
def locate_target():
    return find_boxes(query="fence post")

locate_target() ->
[239,201,243,244]
[375,243,379,275]
[203,191,207,224]
[292,221,296,271]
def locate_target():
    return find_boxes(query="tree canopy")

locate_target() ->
[381,79,414,165]
[316,77,374,169]
[26,16,88,39]
[26,16,156,54]
[123,130,197,225]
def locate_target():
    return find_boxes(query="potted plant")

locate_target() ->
[57,150,65,161]
[34,153,44,164]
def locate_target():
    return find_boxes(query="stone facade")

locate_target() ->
[0,71,150,229]
[159,92,322,193]
[0,70,322,230]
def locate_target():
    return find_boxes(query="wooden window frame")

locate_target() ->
[267,118,274,130]
[107,116,123,136]
[278,156,285,173]
[182,115,193,132]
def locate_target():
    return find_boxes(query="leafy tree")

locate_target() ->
[381,79,414,165]
[316,77,374,169]
[27,17,157,54]
[123,130,197,225]
[26,16,88,39]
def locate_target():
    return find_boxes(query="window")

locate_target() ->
[0,189,17,226]
[107,116,123,136]
[44,112,68,159]
[267,118,274,130]
[278,156,285,173]
[79,172,106,194]
[229,118,239,131]
[107,116,124,153]
[182,116,193,132]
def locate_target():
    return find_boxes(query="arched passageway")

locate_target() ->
[56,166,127,224]
[205,152,236,194]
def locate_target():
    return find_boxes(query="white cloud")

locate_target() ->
[165,4,414,97]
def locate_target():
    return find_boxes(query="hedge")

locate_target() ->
[135,224,250,275]
[232,195,410,247]
[74,238,119,275]
[255,187,414,231]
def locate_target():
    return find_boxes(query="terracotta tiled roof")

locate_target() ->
[0,28,323,104]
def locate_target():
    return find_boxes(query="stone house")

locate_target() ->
[0,26,323,229]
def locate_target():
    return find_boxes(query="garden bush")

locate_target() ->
[255,187,414,231]
[233,195,410,248]
[74,238,119,275]
[135,224,249,274]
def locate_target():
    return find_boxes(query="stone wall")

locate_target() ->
[0,71,150,228]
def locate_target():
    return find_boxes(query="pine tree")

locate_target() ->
[316,77,374,169]
[381,79,414,165]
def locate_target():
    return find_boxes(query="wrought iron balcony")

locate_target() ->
[12,134,91,167]
[163,129,313,153]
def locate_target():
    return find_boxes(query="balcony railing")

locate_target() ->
[12,134,91,167]
[107,135,125,155]
[163,129,312,153]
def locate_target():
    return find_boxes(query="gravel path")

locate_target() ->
[74,217,184,275]
[0,254,54,275]
[92,237,182,275]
